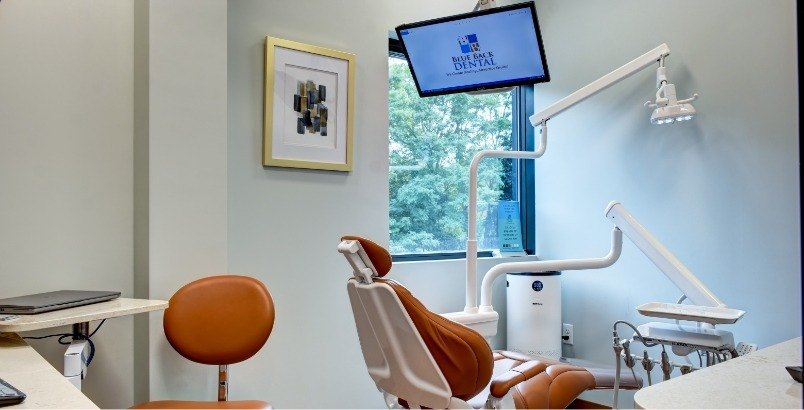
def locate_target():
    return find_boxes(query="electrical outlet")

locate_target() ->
[562,323,573,345]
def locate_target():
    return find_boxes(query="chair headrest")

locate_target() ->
[340,235,393,277]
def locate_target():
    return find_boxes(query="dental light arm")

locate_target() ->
[465,43,699,313]
[465,131,548,313]
[604,201,724,307]
[530,44,670,126]
[477,227,623,311]
[476,202,732,318]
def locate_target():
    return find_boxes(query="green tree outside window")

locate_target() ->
[389,58,515,254]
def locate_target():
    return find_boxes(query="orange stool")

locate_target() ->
[131,275,275,409]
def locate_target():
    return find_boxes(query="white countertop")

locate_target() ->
[634,337,802,409]
[0,298,167,333]
[0,297,167,408]
[0,333,97,409]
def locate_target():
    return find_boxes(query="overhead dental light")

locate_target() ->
[528,43,699,129]
[646,63,699,124]
[464,43,701,319]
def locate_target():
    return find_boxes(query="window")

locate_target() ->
[388,39,534,261]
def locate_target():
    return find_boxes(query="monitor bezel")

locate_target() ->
[394,1,550,98]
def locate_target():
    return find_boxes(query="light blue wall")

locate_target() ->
[226,1,475,407]
[226,0,799,408]
[529,0,800,391]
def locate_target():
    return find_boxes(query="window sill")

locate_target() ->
[394,253,540,265]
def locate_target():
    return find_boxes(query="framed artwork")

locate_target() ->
[263,36,355,171]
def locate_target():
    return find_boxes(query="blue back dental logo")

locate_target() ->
[458,34,480,54]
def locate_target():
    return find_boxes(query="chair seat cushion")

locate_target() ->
[468,351,636,409]
[130,400,272,409]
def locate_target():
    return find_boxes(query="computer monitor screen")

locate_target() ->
[395,1,549,97]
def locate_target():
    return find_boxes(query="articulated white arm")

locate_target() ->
[529,44,670,126]
[604,201,724,307]
[478,228,622,312]
[467,44,673,313]
[465,128,548,312]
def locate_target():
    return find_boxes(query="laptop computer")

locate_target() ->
[0,290,121,315]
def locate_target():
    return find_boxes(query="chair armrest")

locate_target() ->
[489,360,550,398]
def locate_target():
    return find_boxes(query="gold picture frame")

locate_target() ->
[263,36,355,171]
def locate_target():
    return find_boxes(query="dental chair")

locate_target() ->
[338,236,640,409]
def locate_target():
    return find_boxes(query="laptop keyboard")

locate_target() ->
[0,377,26,406]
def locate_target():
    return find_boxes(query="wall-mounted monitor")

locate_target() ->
[395,1,549,98]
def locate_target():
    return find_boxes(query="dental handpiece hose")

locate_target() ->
[622,340,635,368]
[661,350,672,381]
[642,350,654,386]
[612,332,623,409]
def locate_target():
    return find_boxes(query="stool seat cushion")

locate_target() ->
[130,399,272,409]
[163,275,275,365]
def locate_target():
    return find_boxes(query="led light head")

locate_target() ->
[645,66,699,125]
[651,102,696,125]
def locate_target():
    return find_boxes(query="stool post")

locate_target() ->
[218,364,228,401]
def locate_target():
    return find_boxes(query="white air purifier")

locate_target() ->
[506,271,562,359]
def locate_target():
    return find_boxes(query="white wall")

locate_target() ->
[529,0,799,404]
[226,1,480,407]
[228,0,799,407]
[0,1,135,408]
[142,0,229,402]
[1,0,798,408]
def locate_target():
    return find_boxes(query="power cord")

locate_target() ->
[23,319,106,366]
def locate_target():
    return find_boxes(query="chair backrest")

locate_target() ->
[347,278,452,408]
[339,236,493,408]
[163,275,275,365]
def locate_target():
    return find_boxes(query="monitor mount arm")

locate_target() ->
[473,0,499,11]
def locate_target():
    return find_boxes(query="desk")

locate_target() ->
[0,298,167,408]
[0,298,167,333]
[634,337,802,409]
[0,333,96,409]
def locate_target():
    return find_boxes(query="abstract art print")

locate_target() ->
[294,80,328,136]
[263,36,354,171]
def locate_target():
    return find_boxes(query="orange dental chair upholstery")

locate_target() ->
[131,275,275,409]
[338,236,640,409]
